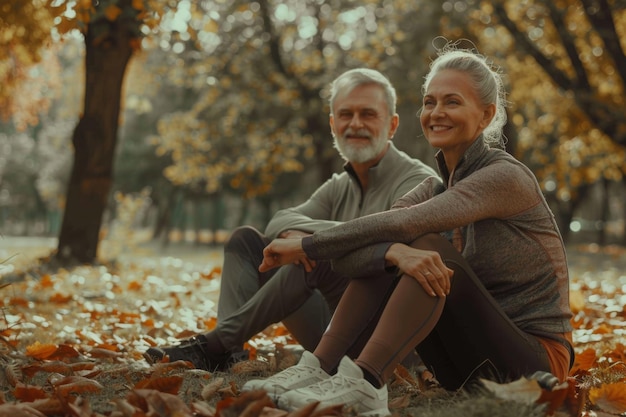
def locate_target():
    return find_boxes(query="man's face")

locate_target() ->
[330,84,398,164]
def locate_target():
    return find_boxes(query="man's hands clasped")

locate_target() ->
[259,230,314,273]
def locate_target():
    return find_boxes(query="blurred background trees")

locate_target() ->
[0,0,624,265]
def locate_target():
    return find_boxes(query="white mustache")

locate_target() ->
[343,129,372,140]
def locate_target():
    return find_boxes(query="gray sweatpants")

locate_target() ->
[213,226,348,352]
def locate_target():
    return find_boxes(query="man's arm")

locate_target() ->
[264,175,344,240]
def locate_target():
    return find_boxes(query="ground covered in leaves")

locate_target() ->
[0,237,625,417]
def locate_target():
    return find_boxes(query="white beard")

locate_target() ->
[333,127,389,164]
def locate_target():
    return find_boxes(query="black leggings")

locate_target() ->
[313,234,552,390]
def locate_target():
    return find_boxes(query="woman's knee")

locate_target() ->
[409,233,455,254]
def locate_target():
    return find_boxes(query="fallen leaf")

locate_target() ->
[13,384,48,402]
[571,348,597,375]
[589,382,626,414]
[480,377,542,404]
[388,393,411,409]
[54,376,104,396]
[25,342,57,360]
[391,364,418,388]
[131,388,193,415]
[231,360,271,375]
[48,344,81,360]
[0,403,47,417]
[134,375,183,394]
[201,377,225,400]
[192,400,216,417]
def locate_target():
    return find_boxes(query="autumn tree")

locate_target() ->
[1,0,193,263]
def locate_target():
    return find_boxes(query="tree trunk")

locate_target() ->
[56,19,134,264]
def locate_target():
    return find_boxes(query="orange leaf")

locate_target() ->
[270,325,289,337]
[175,330,198,339]
[54,376,104,396]
[88,347,123,359]
[570,348,597,375]
[39,274,54,288]
[134,375,183,394]
[25,342,58,360]
[128,280,143,290]
[69,362,97,372]
[49,292,72,303]
[592,323,613,335]
[48,344,81,360]
[150,360,194,376]
[9,297,30,307]
[589,383,626,414]
[204,317,217,330]
[37,362,73,375]
[201,266,222,280]
[13,383,48,401]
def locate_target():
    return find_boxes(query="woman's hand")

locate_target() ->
[386,243,454,297]
[259,238,311,272]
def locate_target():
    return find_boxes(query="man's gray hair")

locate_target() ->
[329,68,397,116]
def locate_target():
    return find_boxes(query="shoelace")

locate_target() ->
[271,365,321,382]
[304,373,358,395]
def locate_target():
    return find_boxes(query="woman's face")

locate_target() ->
[420,69,495,165]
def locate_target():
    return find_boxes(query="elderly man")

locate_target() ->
[144,68,437,370]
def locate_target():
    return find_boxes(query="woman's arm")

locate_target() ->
[304,161,540,260]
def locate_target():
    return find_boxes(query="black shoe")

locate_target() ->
[143,334,249,371]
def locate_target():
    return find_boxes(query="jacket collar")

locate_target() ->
[434,135,490,187]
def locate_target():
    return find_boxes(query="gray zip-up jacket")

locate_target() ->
[302,137,573,337]
[265,142,438,239]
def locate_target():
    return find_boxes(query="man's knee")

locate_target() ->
[224,226,265,254]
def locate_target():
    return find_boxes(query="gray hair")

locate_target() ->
[422,46,507,148]
[329,68,397,116]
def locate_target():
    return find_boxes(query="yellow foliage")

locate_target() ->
[104,5,123,22]
[204,20,219,33]
[132,0,144,11]
[453,0,626,200]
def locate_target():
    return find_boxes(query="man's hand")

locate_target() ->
[276,231,316,271]
[385,243,454,297]
[259,238,312,272]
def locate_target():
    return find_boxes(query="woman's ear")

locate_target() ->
[480,103,497,129]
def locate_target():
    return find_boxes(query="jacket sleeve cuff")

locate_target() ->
[302,235,318,259]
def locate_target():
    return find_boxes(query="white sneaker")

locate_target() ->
[277,356,390,416]
[242,351,330,400]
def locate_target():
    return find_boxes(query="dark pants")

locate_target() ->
[314,234,552,390]
[214,226,348,352]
